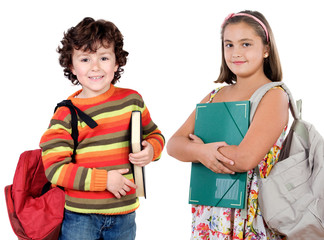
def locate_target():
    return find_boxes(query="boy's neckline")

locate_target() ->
[68,84,115,105]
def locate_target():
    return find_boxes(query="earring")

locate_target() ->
[264,52,269,58]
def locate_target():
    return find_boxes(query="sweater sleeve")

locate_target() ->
[40,107,107,192]
[141,105,165,161]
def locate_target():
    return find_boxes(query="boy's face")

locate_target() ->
[71,44,118,98]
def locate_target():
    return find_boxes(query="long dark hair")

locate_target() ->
[215,10,282,84]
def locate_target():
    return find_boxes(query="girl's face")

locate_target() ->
[223,22,269,80]
[71,44,118,98]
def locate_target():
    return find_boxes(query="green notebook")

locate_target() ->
[189,101,250,209]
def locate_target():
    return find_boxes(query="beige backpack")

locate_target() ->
[250,82,324,239]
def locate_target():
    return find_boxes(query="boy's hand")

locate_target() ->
[129,140,154,167]
[106,169,137,199]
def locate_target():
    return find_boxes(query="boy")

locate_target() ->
[40,17,165,240]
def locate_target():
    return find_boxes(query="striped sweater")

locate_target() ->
[40,84,165,215]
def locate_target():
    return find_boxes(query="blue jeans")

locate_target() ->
[59,210,136,240]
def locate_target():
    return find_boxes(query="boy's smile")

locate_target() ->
[71,44,118,98]
[89,76,104,80]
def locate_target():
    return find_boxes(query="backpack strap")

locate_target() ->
[42,100,98,194]
[249,82,301,122]
[54,100,98,161]
[250,82,310,172]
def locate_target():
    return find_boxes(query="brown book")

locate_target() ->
[130,111,146,198]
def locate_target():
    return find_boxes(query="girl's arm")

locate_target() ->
[219,88,289,172]
[167,88,289,173]
[167,94,235,174]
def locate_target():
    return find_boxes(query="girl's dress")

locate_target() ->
[191,87,287,240]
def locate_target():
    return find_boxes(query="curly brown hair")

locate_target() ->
[57,17,129,85]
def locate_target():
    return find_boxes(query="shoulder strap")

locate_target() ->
[42,100,98,194]
[54,100,98,161]
[249,82,301,122]
[208,87,224,103]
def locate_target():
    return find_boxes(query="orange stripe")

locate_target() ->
[142,109,152,126]
[68,165,78,189]
[77,153,128,164]
[42,151,71,167]
[54,107,70,119]
[109,88,138,101]
[61,164,74,187]
[67,189,115,199]
[42,130,72,141]
[56,164,68,186]
[90,170,95,191]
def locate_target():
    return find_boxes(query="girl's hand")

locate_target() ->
[106,169,137,199]
[129,140,154,167]
[189,134,235,174]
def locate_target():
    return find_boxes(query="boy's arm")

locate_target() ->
[41,123,136,197]
[141,107,165,161]
[128,106,164,167]
[40,112,107,192]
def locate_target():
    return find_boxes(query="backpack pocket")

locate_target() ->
[259,151,312,232]
[280,198,324,239]
[308,198,324,230]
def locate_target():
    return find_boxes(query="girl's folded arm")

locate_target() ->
[167,94,234,174]
[219,88,289,172]
[167,93,210,162]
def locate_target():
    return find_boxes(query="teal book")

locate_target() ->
[189,101,250,209]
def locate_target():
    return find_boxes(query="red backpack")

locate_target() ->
[4,100,97,240]
[5,149,65,240]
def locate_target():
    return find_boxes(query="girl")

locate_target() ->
[167,10,288,240]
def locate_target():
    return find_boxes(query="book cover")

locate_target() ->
[130,111,146,198]
[189,101,250,209]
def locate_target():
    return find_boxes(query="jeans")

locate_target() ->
[59,210,136,240]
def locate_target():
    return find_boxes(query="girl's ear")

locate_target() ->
[264,45,270,58]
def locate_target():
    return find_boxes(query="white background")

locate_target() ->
[1,0,323,239]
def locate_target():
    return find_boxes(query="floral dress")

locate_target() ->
[191,87,287,240]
